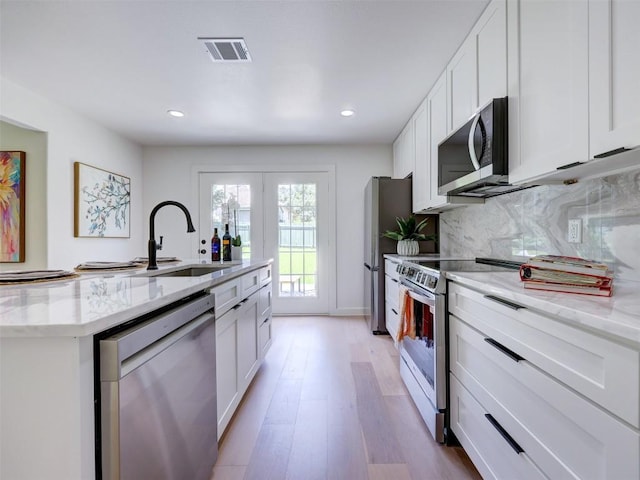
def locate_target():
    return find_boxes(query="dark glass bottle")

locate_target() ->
[222,224,232,262]
[211,228,221,262]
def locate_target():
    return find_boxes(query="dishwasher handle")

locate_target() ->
[119,311,214,379]
[100,292,214,381]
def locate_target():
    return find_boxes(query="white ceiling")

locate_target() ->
[0,0,489,146]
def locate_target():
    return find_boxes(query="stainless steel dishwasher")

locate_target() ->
[98,291,217,480]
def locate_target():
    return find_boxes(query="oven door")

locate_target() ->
[399,280,446,412]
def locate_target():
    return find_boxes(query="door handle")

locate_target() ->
[485,414,524,455]
[484,295,525,311]
[484,337,525,363]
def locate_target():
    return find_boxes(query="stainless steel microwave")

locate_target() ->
[438,97,521,198]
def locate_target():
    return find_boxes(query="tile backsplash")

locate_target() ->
[439,167,640,281]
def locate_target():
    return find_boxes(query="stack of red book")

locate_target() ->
[519,255,613,297]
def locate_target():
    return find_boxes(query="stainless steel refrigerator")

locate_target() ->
[364,176,437,334]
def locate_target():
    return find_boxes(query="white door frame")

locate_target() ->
[191,163,336,314]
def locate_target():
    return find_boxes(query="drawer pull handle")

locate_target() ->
[484,338,525,362]
[593,146,630,159]
[484,295,525,311]
[392,308,398,315]
[485,414,524,455]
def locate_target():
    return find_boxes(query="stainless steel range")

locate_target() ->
[396,257,522,443]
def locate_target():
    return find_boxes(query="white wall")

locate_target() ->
[0,78,144,269]
[142,145,392,315]
[0,121,48,271]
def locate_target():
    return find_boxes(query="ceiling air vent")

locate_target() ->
[199,37,252,63]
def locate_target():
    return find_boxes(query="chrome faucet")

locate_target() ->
[147,201,195,270]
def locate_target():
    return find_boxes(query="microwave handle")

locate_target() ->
[467,113,483,171]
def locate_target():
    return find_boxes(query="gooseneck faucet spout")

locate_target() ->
[147,201,196,270]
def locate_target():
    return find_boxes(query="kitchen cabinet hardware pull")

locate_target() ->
[484,295,525,311]
[594,146,630,159]
[261,318,269,325]
[392,308,398,315]
[484,338,525,362]
[556,161,583,170]
[485,414,524,454]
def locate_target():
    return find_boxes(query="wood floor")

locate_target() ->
[210,315,481,480]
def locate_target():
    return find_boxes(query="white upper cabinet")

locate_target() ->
[447,0,507,133]
[507,0,590,185]
[426,72,450,210]
[475,0,507,108]
[447,35,477,133]
[589,0,640,158]
[412,99,429,212]
[392,120,414,179]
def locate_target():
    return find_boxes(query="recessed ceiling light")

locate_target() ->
[167,110,185,118]
[341,109,355,117]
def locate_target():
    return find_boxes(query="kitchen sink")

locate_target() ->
[152,265,230,277]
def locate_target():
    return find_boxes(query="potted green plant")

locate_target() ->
[382,215,435,256]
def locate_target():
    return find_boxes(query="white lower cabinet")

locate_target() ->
[448,282,640,480]
[216,304,240,437]
[237,292,259,392]
[215,269,273,439]
[450,376,545,480]
[258,283,273,358]
[384,258,401,345]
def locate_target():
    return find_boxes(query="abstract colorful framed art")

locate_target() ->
[0,151,26,262]
[74,162,131,238]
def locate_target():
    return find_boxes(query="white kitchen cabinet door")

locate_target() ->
[589,0,640,158]
[412,99,429,212]
[426,72,450,210]
[216,305,239,438]
[449,375,547,480]
[393,121,414,179]
[237,291,259,392]
[507,0,589,185]
[475,0,507,108]
[447,35,477,133]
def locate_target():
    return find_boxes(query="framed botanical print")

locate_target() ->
[74,162,131,238]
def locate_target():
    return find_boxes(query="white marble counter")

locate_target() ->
[0,259,271,338]
[446,270,640,348]
[383,254,473,262]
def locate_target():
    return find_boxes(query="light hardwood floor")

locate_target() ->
[211,315,481,480]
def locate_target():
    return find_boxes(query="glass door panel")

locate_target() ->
[264,172,328,314]
[198,173,263,262]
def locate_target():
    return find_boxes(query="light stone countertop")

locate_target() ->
[0,259,271,338]
[445,270,640,348]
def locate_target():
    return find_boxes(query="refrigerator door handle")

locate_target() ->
[364,263,379,271]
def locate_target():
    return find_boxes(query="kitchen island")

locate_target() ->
[0,259,272,480]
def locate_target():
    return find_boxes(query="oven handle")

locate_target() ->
[402,286,436,307]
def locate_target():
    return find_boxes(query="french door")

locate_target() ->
[198,171,329,315]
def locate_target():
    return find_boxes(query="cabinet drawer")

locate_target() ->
[258,315,272,358]
[384,259,401,281]
[448,282,640,427]
[212,278,242,318]
[385,301,400,345]
[259,265,272,287]
[450,316,640,480]
[450,375,546,480]
[241,269,260,298]
[385,276,400,309]
[258,284,272,318]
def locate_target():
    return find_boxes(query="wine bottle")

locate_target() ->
[211,228,221,262]
[222,224,232,262]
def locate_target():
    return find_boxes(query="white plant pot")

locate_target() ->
[397,239,419,256]
[231,245,243,261]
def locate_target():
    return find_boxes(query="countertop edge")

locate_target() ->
[445,270,640,349]
[0,259,273,338]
